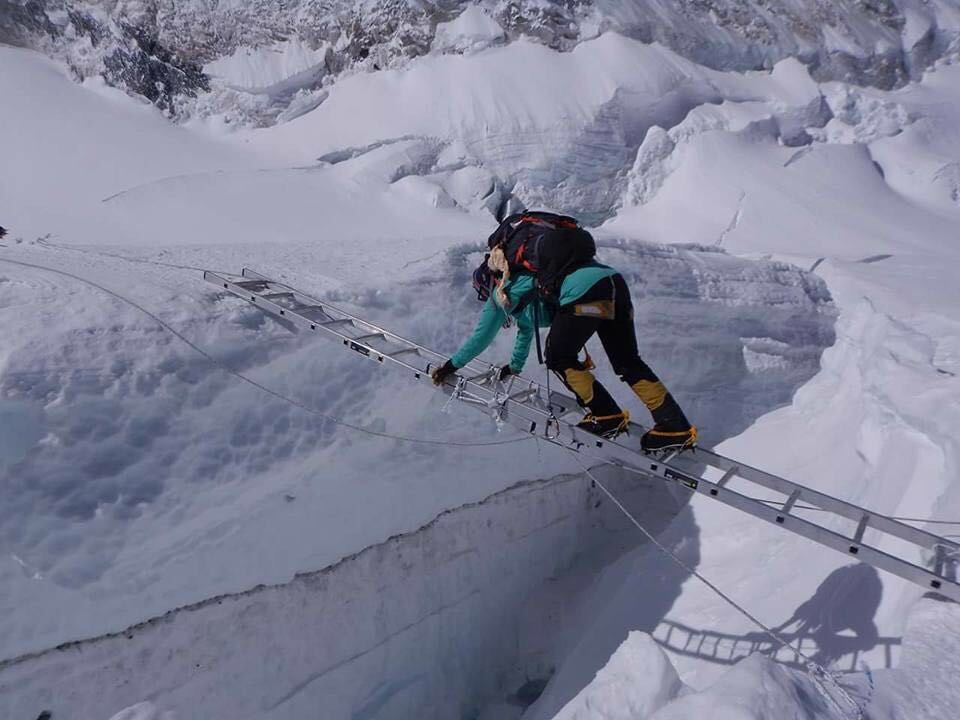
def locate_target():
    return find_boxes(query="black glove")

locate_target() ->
[498,365,514,381]
[431,359,458,386]
[0,226,7,240]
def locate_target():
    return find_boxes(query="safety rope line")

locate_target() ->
[564,448,867,719]
[0,256,531,449]
[35,236,230,274]
[750,498,960,526]
[25,242,960,527]
[22,244,960,527]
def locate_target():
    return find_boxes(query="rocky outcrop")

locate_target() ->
[2,2,209,117]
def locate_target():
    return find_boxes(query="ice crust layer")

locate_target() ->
[0,468,685,720]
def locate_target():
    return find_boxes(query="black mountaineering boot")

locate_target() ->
[640,420,697,452]
[577,411,630,439]
[638,388,697,452]
[640,424,698,452]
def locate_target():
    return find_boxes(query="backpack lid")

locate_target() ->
[487,211,580,249]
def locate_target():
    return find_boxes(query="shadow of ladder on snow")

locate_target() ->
[653,563,900,672]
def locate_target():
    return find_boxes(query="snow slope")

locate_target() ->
[525,57,960,720]
[3,20,960,720]
[15,0,960,124]
[237,33,843,220]
[0,39,834,667]
[204,40,330,95]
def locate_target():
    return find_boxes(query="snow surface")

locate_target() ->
[3,18,960,720]
[431,5,505,55]
[0,467,685,719]
[0,39,834,662]
[204,39,330,94]
[526,52,960,720]
[236,33,845,220]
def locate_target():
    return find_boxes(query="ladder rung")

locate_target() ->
[263,292,295,301]
[709,465,740,497]
[235,280,272,291]
[465,368,498,384]
[717,465,739,488]
[507,388,539,403]
[319,319,353,328]
[851,514,870,547]
[934,545,947,577]
[781,489,802,514]
[775,489,802,523]
[387,347,420,358]
[295,305,327,315]
[353,332,385,343]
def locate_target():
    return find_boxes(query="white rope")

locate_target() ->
[36,236,229,274]
[564,448,867,719]
[0,256,531,449]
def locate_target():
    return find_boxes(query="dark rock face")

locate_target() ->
[0,1,58,47]
[101,23,209,116]
[3,1,209,118]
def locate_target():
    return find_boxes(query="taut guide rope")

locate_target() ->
[564,448,869,719]
[0,256,531,449]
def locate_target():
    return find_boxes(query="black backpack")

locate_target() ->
[487,211,596,298]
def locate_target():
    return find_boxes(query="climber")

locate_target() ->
[431,212,697,452]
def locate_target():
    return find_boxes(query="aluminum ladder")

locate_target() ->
[204,268,960,601]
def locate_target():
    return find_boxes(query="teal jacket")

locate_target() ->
[451,263,618,373]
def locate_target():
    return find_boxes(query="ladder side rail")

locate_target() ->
[207,271,566,433]
[598,452,960,602]
[237,270,587,415]
[239,269,450,362]
[232,269,584,414]
[213,270,578,422]
[694,448,959,552]
[211,270,960,595]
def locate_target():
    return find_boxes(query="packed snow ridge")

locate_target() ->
[5,0,960,123]
[3,5,960,719]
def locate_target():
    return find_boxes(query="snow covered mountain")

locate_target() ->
[2,2,960,719]
[6,0,960,125]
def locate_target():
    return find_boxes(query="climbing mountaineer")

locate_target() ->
[431,211,697,451]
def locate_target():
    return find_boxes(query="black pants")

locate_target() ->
[544,274,689,430]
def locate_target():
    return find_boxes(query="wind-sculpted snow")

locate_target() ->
[241,35,846,220]
[532,598,960,720]
[7,0,960,122]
